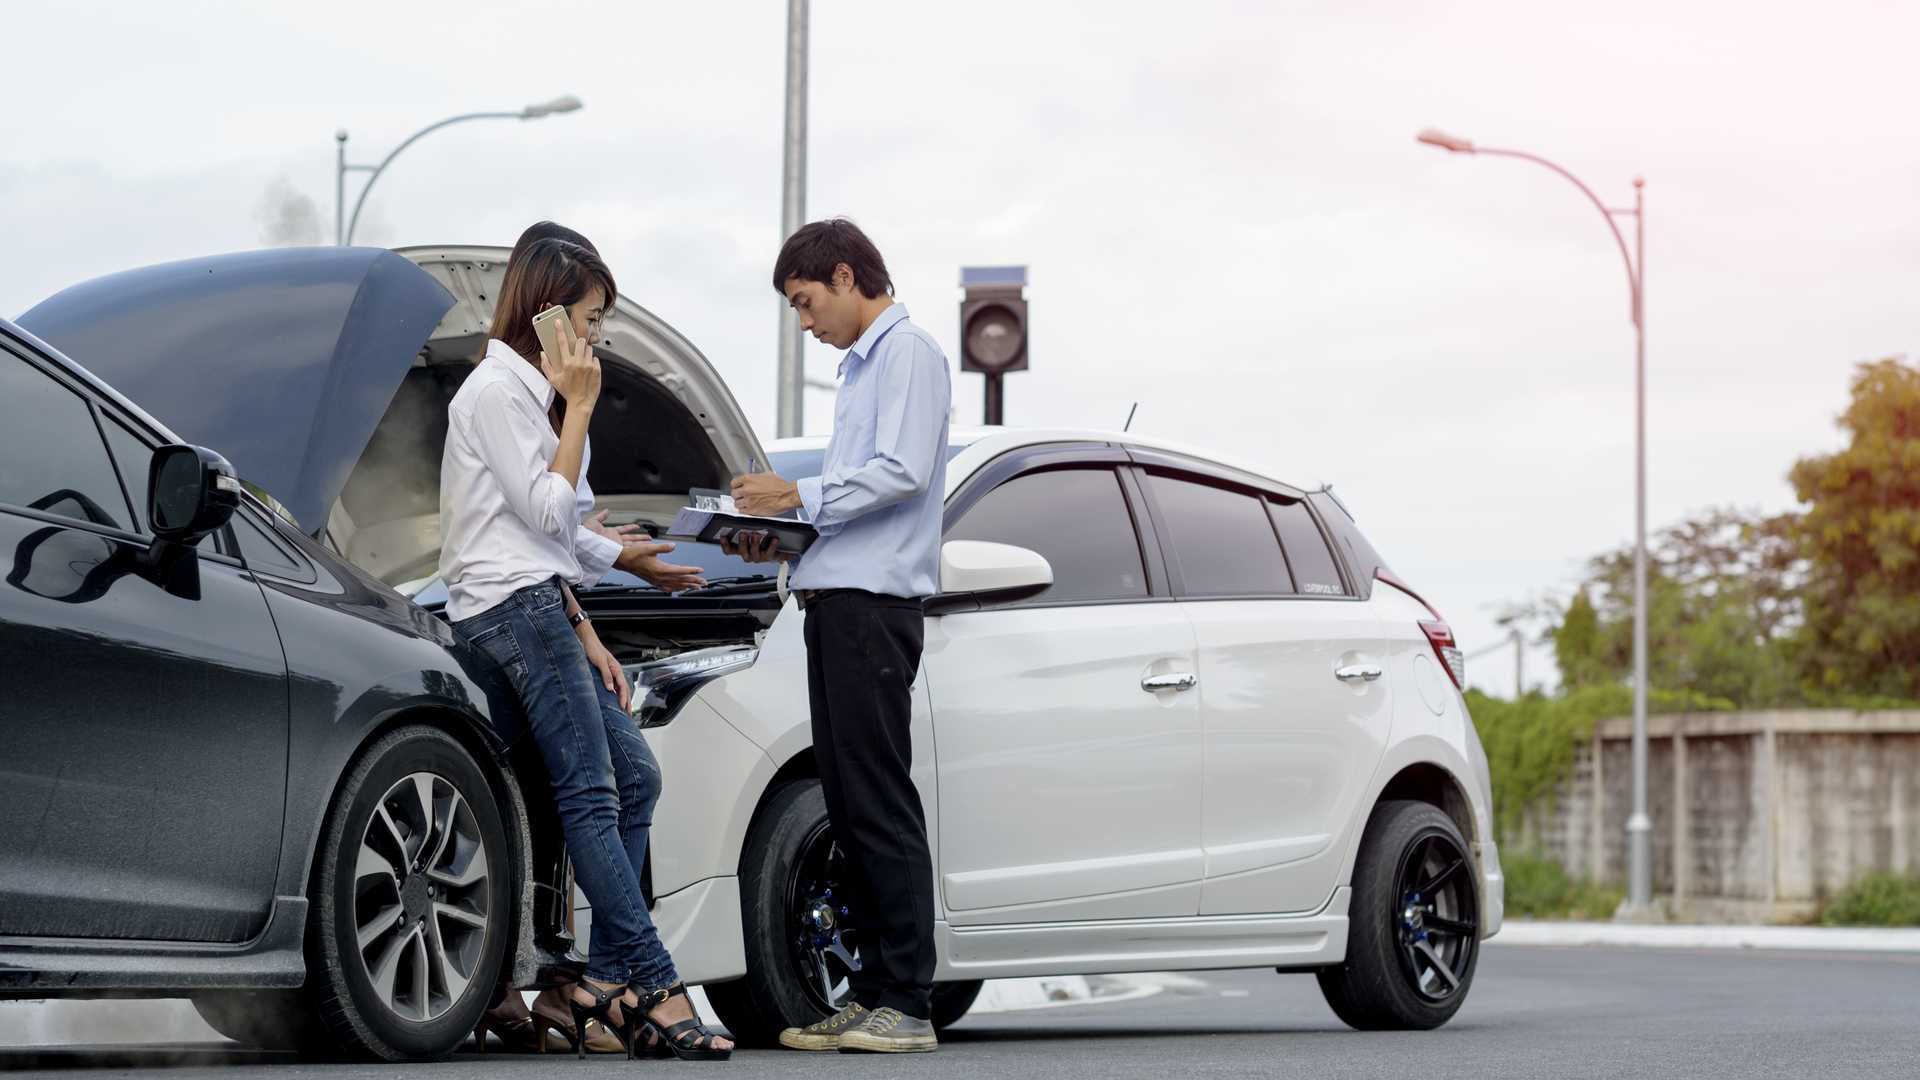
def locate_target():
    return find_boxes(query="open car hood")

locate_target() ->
[20,244,766,590]
[394,244,761,489]
[335,246,765,587]
[18,247,454,533]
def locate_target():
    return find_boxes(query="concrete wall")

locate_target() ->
[1515,710,1920,923]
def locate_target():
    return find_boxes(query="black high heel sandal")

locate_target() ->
[566,983,643,1060]
[636,982,733,1061]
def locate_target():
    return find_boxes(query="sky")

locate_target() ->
[3,0,1916,695]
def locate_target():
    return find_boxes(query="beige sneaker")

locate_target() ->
[778,1002,870,1051]
[837,1007,938,1054]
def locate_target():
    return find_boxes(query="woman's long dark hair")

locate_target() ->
[488,236,617,432]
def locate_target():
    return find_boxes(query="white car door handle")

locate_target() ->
[1141,673,1198,693]
[1335,663,1384,683]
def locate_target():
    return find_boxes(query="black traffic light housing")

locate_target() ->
[960,266,1028,424]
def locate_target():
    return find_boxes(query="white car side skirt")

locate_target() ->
[934,887,1352,980]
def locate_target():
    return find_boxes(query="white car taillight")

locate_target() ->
[1421,619,1466,690]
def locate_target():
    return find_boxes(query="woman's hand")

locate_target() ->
[576,620,630,711]
[615,538,709,593]
[583,509,645,545]
[541,326,601,407]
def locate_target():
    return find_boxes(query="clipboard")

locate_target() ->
[665,489,817,558]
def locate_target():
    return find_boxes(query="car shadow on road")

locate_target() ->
[0,1043,292,1071]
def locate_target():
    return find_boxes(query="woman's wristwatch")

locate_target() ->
[568,610,590,629]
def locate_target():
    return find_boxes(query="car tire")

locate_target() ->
[191,989,327,1052]
[930,979,985,1030]
[1316,799,1481,1031]
[306,725,511,1061]
[706,780,871,1046]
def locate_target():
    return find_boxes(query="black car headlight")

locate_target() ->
[623,645,758,728]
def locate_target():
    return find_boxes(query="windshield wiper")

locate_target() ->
[591,574,778,597]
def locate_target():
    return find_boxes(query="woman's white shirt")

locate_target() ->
[440,339,621,621]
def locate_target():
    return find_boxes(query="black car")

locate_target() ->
[0,247,776,1060]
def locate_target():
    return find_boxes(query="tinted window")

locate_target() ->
[100,416,156,534]
[0,353,133,531]
[1268,498,1347,596]
[230,509,308,578]
[946,468,1148,604]
[1145,472,1291,597]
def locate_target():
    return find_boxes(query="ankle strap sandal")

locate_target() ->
[635,982,733,1061]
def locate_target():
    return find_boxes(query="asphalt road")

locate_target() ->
[4,946,1917,1079]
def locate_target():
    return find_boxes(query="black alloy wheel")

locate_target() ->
[786,818,865,1015]
[1316,800,1481,1030]
[705,780,985,1044]
[1391,829,1479,1003]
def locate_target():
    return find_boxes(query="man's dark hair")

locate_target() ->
[771,218,893,299]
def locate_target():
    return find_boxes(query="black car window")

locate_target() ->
[1268,497,1348,597]
[230,508,309,578]
[0,352,135,531]
[1144,471,1291,597]
[100,415,155,535]
[945,467,1148,604]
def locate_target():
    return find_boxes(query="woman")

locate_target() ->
[441,235,732,1061]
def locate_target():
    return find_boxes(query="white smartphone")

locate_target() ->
[531,304,575,363]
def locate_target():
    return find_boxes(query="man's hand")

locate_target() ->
[719,532,786,564]
[583,509,645,545]
[576,620,631,711]
[731,472,802,517]
[614,538,709,593]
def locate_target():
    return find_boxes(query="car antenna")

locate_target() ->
[1123,401,1139,432]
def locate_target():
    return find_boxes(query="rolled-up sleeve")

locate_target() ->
[468,381,577,542]
[571,471,621,586]
[802,337,949,531]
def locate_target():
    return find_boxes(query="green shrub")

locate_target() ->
[1820,873,1920,927]
[1501,853,1624,920]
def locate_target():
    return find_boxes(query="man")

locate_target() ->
[729,218,950,1054]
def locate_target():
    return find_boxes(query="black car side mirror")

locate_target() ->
[149,444,240,544]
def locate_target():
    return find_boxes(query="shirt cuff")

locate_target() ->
[796,475,826,526]
[574,525,623,587]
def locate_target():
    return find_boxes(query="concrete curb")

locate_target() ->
[1490,919,1920,953]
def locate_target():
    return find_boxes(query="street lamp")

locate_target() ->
[335,95,584,246]
[1417,128,1654,915]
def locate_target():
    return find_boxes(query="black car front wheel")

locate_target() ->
[706,780,981,1045]
[1316,799,1480,1031]
[308,725,510,1060]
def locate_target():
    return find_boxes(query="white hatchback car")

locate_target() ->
[641,430,1504,1038]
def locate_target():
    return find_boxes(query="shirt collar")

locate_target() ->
[486,338,555,408]
[840,302,909,377]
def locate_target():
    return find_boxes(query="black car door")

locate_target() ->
[0,342,290,944]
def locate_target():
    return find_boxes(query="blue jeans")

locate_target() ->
[454,578,678,991]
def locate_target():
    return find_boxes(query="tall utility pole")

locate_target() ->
[1418,129,1651,914]
[775,0,810,438]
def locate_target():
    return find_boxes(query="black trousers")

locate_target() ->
[802,589,935,1018]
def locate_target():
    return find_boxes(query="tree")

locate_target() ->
[1552,588,1608,689]
[1543,508,1804,705]
[1789,357,1920,699]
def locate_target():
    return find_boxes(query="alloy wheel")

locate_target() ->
[785,820,862,1014]
[1392,830,1478,1002]
[351,771,492,1023]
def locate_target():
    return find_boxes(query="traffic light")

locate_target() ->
[960,265,1028,425]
